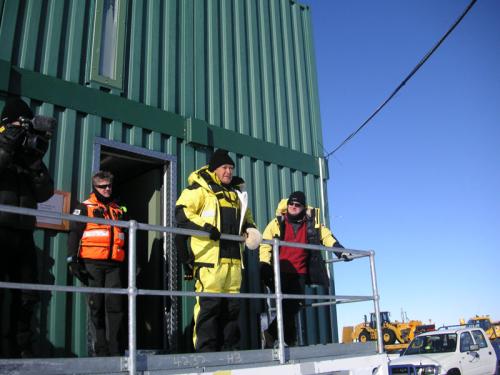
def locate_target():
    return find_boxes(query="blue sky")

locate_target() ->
[300,0,500,333]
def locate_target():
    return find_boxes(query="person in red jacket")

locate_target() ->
[67,171,127,356]
[259,191,350,347]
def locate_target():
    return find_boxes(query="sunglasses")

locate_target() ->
[95,183,112,189]
[288,202,303,208]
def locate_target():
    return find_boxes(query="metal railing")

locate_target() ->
[0,203,384,374]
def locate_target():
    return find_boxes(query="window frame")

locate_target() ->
[89,0,127,90]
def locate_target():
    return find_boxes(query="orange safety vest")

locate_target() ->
[79,193,126,262]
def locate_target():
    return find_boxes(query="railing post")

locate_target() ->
[128,220,138,374]
[369,250,384,354]
[272,238,286,364]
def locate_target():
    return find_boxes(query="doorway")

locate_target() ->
[92,138,177,353]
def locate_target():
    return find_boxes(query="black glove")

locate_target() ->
[203,223,221,241]
[175,234,194,264]
[0,125,26,154]
[92,207,106,218]
[183,263,194,281]
[333,241,352,262]
[67,257,89,285]
[260,262,275,291]
[334,251,352,262]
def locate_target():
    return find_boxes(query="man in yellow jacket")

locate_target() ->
[259,191,350,347]
[175,149,261,352]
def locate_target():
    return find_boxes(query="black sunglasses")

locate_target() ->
[95,183,112,189]
[288,202,303,208]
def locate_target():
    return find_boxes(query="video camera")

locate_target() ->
[17,115,56,157]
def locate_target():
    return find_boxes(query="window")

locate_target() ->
[471,330,488,348]
[90,0,126,90]
[460,332,474,352]
[480,320,491,331]
[405,334,457,355]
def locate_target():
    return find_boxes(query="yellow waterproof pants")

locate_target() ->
[192,261,242,352]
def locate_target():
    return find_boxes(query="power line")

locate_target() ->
[324,0,477,159]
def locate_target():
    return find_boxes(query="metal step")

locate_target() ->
[0,343,378,375]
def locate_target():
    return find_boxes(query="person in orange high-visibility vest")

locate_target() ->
[67,171,127,356]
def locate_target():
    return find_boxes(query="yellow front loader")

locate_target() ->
[343,311,435,347]
[460,315,500,341]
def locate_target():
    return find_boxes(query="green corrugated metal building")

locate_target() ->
[0,0,336,357]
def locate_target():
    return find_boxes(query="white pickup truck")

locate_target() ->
[375,326,498,374]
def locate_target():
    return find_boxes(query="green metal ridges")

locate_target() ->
[0,61,320,175]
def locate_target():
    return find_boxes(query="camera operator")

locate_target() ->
[0,97,54,358]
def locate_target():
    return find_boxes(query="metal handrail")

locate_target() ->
[0,203,383,373]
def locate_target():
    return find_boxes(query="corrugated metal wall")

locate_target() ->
[0,0,334,357]
[1,0,323,154]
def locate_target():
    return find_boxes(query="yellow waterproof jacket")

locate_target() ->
[259,199,339,265]
[175,166,256,267]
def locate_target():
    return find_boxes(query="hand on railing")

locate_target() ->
[203,223,221,241]
[339,251,353,262]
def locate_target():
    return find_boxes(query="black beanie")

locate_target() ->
[208,149,235,171]
[1,97,33,124]
[288,191,306,206]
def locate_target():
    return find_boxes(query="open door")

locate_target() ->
[93,138,177,353]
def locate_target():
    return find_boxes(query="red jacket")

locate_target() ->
[279,218,308,274]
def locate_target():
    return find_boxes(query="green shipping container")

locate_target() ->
[0,0,337,357]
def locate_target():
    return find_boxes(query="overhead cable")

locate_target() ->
[324,0,477,159]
